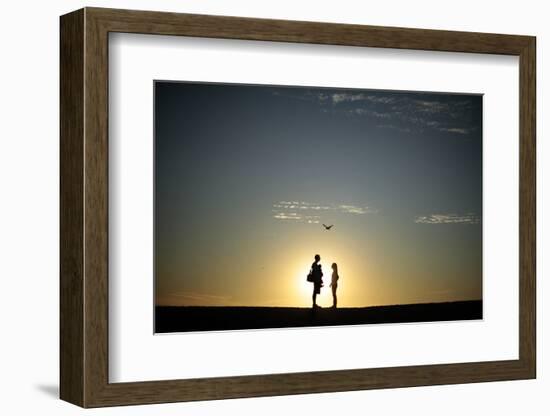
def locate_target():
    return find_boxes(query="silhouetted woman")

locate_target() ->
[330,263,339,308]
[311,254,324,308]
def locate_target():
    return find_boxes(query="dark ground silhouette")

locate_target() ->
[155,300,482,333]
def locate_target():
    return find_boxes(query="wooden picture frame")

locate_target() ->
[60,7,536,408]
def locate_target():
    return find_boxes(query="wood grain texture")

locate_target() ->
[518,38,536,375]
[59,7,537,408]
[83,10,110,406]
[59,8,84,407]
[89,7,532,54]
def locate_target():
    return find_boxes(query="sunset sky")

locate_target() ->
[154,81,482,308]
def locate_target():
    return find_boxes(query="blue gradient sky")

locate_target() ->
[154,82,482,307]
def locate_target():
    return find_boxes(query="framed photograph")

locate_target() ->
[152,81,484,333]
[60,7,536,407]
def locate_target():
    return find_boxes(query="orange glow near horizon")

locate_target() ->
[155,228,481,309]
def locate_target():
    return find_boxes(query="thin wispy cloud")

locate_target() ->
[273,201,331,211]
[414,213,480,224]
[272,201,377,223]
[273,212,321,223]
[414,99,449,114]
[273,212,302,220]
[272,89,479,136]
[338,204,378,215]
[439,127,469,135]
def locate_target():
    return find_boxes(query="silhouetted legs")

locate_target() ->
[331,285,337,308]
[312,283,322,308]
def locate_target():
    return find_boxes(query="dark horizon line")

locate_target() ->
[155,299,482,309]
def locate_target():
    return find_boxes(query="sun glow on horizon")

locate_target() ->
[286,247,366,308]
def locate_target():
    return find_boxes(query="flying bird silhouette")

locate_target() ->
[323,224,333,230]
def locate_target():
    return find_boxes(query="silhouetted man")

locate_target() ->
[311,254,324,308]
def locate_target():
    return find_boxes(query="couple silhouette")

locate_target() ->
[308,254,339,309]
